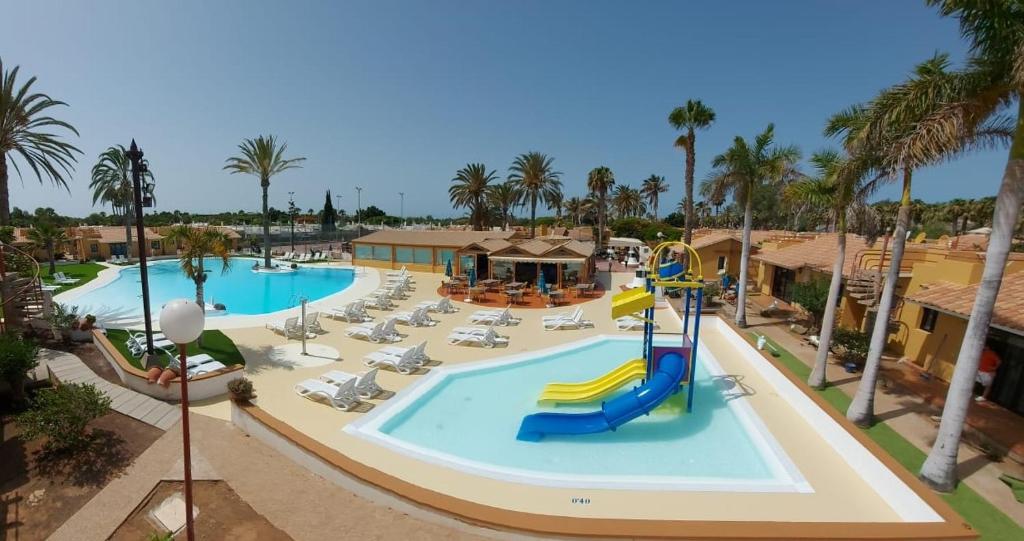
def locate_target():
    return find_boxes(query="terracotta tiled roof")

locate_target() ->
[559,240,596,257]
[752,233,877,277]
[353,229,515,247]
[946,234,989,251]
[689,231,742,250]
[906,272,1024,334]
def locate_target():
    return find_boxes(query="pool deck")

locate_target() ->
[195,269,973,538]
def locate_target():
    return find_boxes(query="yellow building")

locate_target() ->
[69,225,242,261]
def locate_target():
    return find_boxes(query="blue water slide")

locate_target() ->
[516,352,687,442]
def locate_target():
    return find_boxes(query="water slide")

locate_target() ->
[537,358,646,404]
[516,351,686,442]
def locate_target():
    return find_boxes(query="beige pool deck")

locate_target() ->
[205,269,973,539]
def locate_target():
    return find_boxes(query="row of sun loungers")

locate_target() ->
[294,367,382,410]
[277,251,331,263]
[364,341,429,374]
[265,313,322,339]
[52,271,79,284]
[124,332,228,378]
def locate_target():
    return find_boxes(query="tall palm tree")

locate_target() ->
[640,175,669,220]
[90,145,153,259]
[449,163,497,231]
[785,149,864,388]
[587,166,615,248]
[707,125,801,327]
[488,181,520,231]
[562,196,589,226]
[507,152,561,237]
[26,221,67,274]
[0,59,81,226]
[611,185,646,218]
[840,53,1012,431]
[888,0,1023,492]
[669,100,716,246]
[164,226,230,346]
[548,188,564,225]
[224,135,305,268]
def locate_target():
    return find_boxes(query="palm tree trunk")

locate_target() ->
[598,194,606,250]
[809,219,846,388]
[653,197,659,221]
[684,134,696,245]
[0,156,9,226]
[530,193,537,238]
[195,259,206,347]
[736,192,753,328]
[848,168,912,426]
[919,115,1024,492]
[48,245,56,275]
[262,180,271,268]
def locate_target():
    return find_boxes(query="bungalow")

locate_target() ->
[70,225,242,261]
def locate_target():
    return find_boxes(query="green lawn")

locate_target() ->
[748,332,1022,541]
[106,329,245,370]
[39,262,105,293]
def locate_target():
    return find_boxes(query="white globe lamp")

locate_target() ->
[159,299,205,344]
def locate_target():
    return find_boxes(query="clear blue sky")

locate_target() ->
[1,0,1004,220]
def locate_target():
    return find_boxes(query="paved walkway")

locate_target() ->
[51,414,489,540]
[42,348,182,430]
[712,302,1024,528]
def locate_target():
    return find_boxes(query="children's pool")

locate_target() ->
[66,257,354,316]
[347,336,809,491]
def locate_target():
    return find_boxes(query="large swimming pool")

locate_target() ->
[348,336,809,492]
[66,257,354,317]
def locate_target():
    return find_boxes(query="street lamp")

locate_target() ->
[126,140,157,359]
[399,192,405,228]
[335,193,343,245]
[159,299,205,541]
[288,191,296,252]
[355,186,363,228]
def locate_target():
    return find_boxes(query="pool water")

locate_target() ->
[68,257,354,316]
[352,337,807,491]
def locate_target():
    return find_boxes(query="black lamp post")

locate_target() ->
[126,140,156,358]
[288,191,297,252]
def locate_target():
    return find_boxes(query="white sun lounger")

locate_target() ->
[329,301,372,322]
[378,341,430,365]
[385,266,408,277]
[320,368,383,399]
[346,319,400,343]
[303,311,323,333]
[393,307,436,327]
[53,272,79,284]
[417,296,457,314]
[362,293,393,310]
[294,378,360,411]
[447,327,508,348]
[468,307,518,326]
[266,316,315,339]
[616,315,659,331]
[363,348,421,374]
[543,309,593,330]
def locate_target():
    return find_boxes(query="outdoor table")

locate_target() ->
[505,289,524,304]
[479,279,502,292]
[574,283,595,297]
[469,286,487,302]
[547,289,568,306]
[507,281,525,289]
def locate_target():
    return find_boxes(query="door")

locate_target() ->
[771,266,796,303]
[988,328,1024,416]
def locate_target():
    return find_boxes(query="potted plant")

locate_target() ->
[227,377,255,402]
[832,327,870,372]
[48,304,98,342]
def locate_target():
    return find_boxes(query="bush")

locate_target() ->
[791,279,830,329]
[832,327,870,366]
[227,377,255,401]
[0,333,40,404]
[16,383,111,451]
[702,282,721,306]
[610,218,682,242]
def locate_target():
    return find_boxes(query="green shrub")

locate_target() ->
[791,279,830,329]
[832,327,870,366]
[227,377,255,401]
[16,383,111,451]
[610,218,681,242]
[702,282,721,306]
[0,333,40,404]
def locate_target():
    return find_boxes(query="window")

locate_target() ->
[151,241,160,250]
[920,308,938,332]
[395,247,414,263]
[354,245,372,260]
[413,248,432,265]
[90,243,98,253]
[460,255,475,272]
[371,245,391,261]
[717,256,726,271]
[437,248,455,268]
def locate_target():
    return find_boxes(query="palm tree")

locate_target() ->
[707,125,801,327]
[449,163,497,231]
[164,226,231,345]
[507,152,561,237]
[562,197,589,226]
[224,136,305,268]
[90,145,153,259]
[611,185,646,218]
[26,221,67,274]
[0,59,81,226]
[587,166,615,248]
[785,149,864,388]
[669,100,716,246]
[839,53,1013,432]
[548,188,564,225]
[640,175,669,220]
[886,0,1023,492]
[489,181,520,230]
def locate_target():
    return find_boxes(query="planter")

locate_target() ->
[69,329,93,342]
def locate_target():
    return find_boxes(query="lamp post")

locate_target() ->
[288,191,296,252]
[126,140,156,358]
[335,194,343,246]
[399,192,405,228]
[159,299,205,541]
[355,186,363,229]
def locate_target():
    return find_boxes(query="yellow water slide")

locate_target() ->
[537,358,647,404]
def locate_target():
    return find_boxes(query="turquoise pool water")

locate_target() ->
[357,337,803,489]
[67,257,354,316]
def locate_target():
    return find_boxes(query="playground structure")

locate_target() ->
[516,241,705,441]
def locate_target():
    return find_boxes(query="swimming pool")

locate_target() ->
[347,336,809,492]
[66,257,354,317]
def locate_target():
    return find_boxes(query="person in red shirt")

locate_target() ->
[975,346,1002,402]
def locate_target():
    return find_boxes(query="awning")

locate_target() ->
[488,256,587,264]
[607,237,644,248]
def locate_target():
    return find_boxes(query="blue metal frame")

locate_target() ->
[686,283,704,413]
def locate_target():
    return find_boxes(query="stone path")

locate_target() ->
[42,348,182,430]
